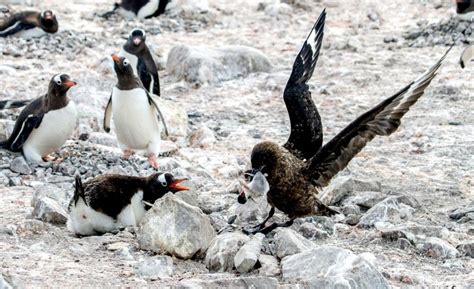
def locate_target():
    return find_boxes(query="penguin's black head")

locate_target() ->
[149,172,190,195]
[40,10,58,33]
[128,29,147,48]
[111,54,134,77]
[50,74,77,95]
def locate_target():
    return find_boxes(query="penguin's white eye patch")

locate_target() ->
[53,74,62,85]
[123,59,129,66]
[158,174,167,186]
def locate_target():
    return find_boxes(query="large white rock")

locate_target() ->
[205,232,249,272]
[282,247,389,289]
[274,228,316,259]
[234,233,264,273]
[319,175,381,206]
[167,45,272,85]
[137,194,216,259]
[416,237,459,259]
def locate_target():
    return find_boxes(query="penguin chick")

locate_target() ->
[0,10,58,38]
[103,54,168,168]
[0,74,77,165]
[67,172,189,236]
[119,28,160,96]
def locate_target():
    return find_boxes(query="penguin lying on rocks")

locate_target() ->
[101,0,170,19]
[0,10,58,38]
[67,172,189,236]
[119,28,160,96]
[0,99,30,109]
[104,54,168,168]
[238,9,452,235]
[0,74,77,165]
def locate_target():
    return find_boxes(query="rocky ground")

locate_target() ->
[0,0,473,288]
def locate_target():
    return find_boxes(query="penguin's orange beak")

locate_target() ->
[169,178,190,191]
[64,80,77,88]
[111,54,120,63]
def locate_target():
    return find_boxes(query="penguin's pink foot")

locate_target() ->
[148,153,159,169]
[123,150,135,159]
[42,155,63,163]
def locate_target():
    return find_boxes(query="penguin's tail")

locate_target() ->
[72,175,86,206]
[0,99,30,110]
[0,140,8,150]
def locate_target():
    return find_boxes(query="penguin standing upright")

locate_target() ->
[104,54,168,168]
[0,74,77,165]
[119,28,160,96]
[102,0,170,19]
[67,172,189,236]
[0,10,58,38]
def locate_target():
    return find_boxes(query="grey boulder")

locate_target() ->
[357,196,417,228]
[234,233,264,273]
[274,228,316,259]
[205,232,249,272]
[282,246,389,289]
[30,196,68,224]
[177,276,278,289]
[136,256,174,280]
[416,237,459,259]
[167,45,272,85]
[137,194,216,259]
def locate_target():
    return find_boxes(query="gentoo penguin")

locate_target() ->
[459,45,473,68]
[0,99,30,110]
[0,74,77,165]
[0,10,58,38]
[104,54,168,168]
[456,0,474,21]
[102,0,170,19]
[67,172,189,236]
[119,29,160,96]
[238,9,452,235]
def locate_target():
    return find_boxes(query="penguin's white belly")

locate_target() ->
[16,27,47,38]
[67,191,147,236]
[137,0,159,19]
[112,87,160,150]
[23,101,77,157]
[118,49,139,76]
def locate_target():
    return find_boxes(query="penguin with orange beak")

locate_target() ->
[0,74,77,165]
[67,172,189,236]
[104,54,168,168]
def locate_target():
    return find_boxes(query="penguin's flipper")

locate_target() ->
[0,21,35,37]
[0,99,30,110]
[151,71,160,96]
[73,175,86,206]
[103,94,112,133]
[282,9,326,161]
[147,93,169,137]
[307,47,451,188]
[138,59,152,93]
[459,45,473,69]
[10,114,44,151]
